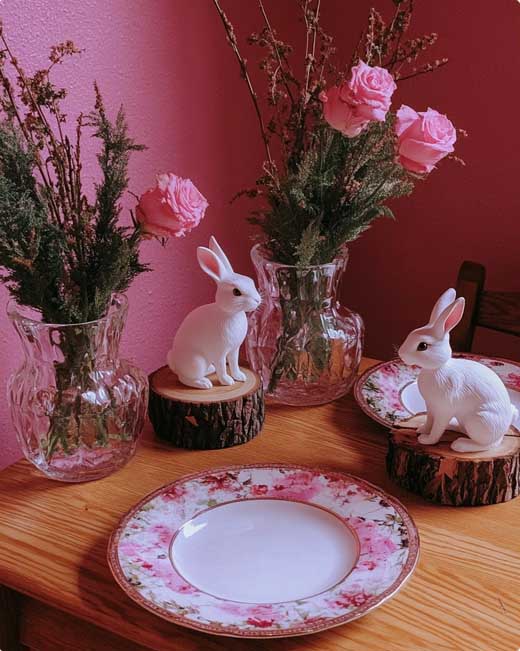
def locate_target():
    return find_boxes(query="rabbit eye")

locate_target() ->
[233,288,242,296]
[417,342,428,351]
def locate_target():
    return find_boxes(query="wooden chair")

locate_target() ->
[452,261,520,352]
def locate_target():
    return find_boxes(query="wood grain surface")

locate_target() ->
[0,358,519,651]
[151,366,261,403]
[479,290,520,337]
[453,260,486,352]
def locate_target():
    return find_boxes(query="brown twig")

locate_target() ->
[303,0,320,105]
[0,71,61,223]
[387,4,405,69]
[0,33,71,221]
[213,0,275,170]
[396,58,449,81]
[290,0,320,170]
[258,0,296,105]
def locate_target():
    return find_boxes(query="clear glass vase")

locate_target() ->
[246,245,364,406]
[7,294,148,482]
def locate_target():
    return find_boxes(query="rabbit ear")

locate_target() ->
[432,297,465,338]
[209,236,233,274]
[197,247,227,283]
[429,288,457,324]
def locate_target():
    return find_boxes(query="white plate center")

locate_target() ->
[170,498,358,603]
[400,381,426,415]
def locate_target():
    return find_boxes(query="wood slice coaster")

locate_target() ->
[387,414,520,506]
[149,366,265,450]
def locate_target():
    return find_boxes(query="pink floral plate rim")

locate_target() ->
[354,354,520,429]
[107,463,419,639]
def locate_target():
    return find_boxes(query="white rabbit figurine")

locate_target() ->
[167,236,261,389]
[398,288,518,452]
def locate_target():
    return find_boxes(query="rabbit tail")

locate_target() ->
[166,349,176,372]
[451,437,502,453]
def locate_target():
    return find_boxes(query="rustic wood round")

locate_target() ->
[387,416,520,506]
[148,366,265,450]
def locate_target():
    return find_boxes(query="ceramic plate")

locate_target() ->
[354,354,520,429]
[108,464,419,638]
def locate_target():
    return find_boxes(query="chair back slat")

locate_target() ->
[453,260,519,352]
[478,291,520,337]
[452,261,485,352]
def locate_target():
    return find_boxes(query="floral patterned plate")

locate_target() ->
[108,464,419,638]
[354,354,520,429]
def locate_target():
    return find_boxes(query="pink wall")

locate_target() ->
[1,1,519,470]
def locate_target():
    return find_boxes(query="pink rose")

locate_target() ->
[506,372,520,391]
[320,61,396,137]
[319,86,369,138]
[395,105,456,174]
[137,173,208,238]
[331,590,371,609]
[347,60,396,122]
[246,618,275,628]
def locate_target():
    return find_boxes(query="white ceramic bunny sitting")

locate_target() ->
[167,236,261,389]
[398,288,518,452]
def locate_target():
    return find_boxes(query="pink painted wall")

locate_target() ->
[1,1,519,470]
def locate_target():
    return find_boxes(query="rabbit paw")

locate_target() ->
[231,369,247,382]
[418,433,439,445]
[178,375,213,389]
[200,377,214,389]
[416,423,431,436]
[219,374,235,386]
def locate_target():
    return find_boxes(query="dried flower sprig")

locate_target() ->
[358,1,448,80]
[213,0,274,170]
[214,1,456,266]
[0,24,147,323]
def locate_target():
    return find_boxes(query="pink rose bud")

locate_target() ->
[320,61,396,138]
[136,173,208,238]
[395,105,457,174]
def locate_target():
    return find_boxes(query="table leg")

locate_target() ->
[0,584,21,651]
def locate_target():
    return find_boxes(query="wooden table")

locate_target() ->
[0,358,519,651]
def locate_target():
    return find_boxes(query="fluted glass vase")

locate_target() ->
[246,245,364,406]
[8,294,148,482]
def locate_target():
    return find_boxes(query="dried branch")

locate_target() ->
[303,0,321,105]
[396,57,449,81]
[213,0,275,171]
[258,0,296,105]
[0,26,147,323]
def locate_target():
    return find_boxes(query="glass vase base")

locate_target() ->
[265,378,356,407]
[27,440,138,483]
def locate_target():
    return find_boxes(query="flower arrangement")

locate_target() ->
[0,23,207,324]
[214,0,464,402]
[214,0,462,266]
[0,23,208,469]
